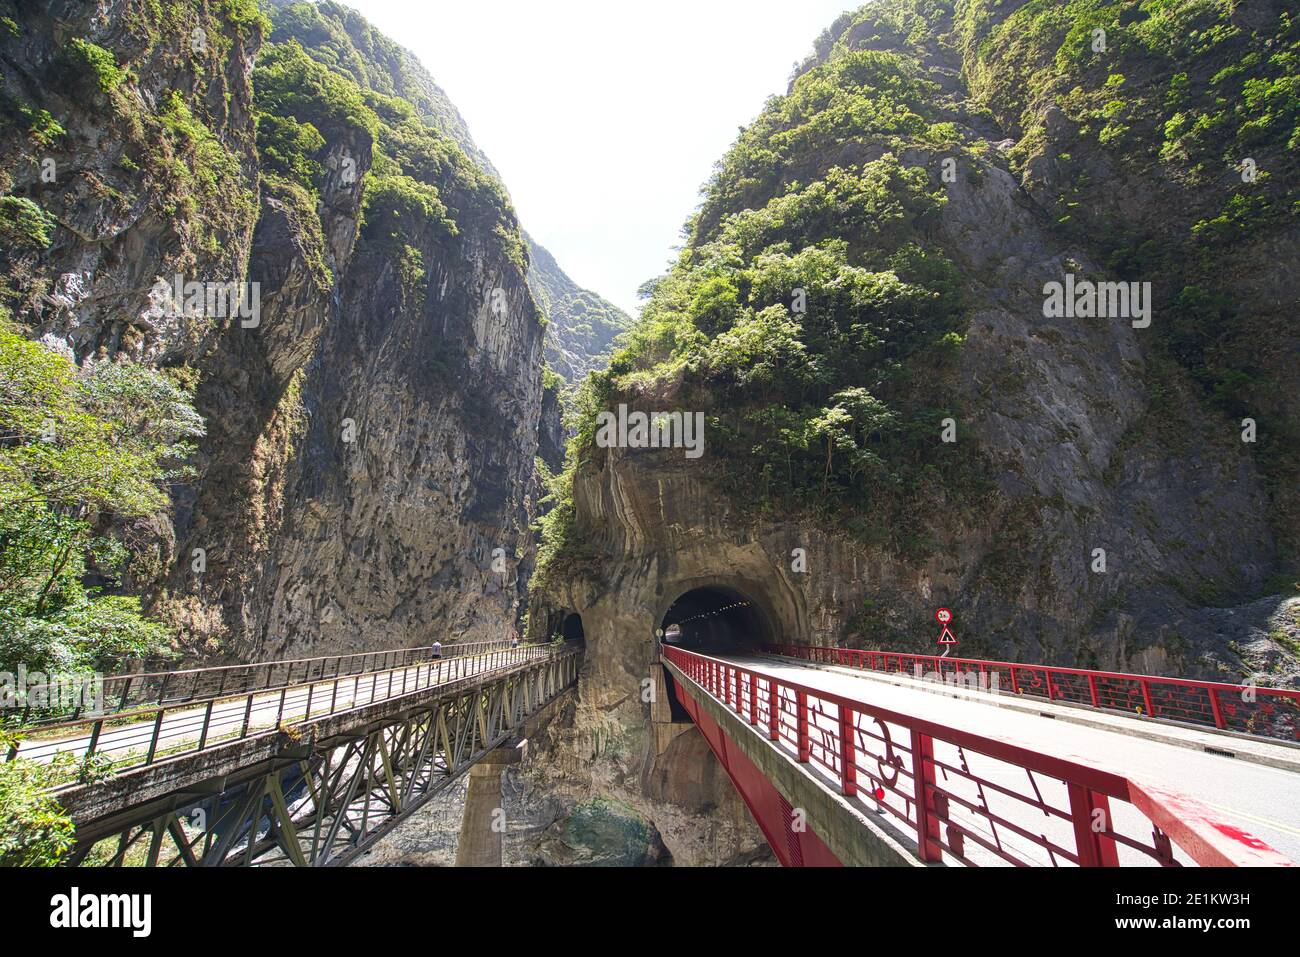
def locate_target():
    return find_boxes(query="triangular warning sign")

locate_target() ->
[937,625,957,646]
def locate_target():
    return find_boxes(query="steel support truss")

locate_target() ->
[65,650,580,867]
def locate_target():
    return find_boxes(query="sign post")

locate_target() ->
[935,608,957,657]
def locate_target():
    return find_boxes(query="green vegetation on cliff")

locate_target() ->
[0,324,198,688]
[525,232,632,383]
[540,26,987,578]
[0,0,265,294]
[265,0,502,177]
[255,5,525,270]
[953,0,1300,557]
[263,1,627,384]
[536,0,1300,591]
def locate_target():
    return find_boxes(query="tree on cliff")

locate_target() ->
[0,321,202,697]
[0,320,207,863]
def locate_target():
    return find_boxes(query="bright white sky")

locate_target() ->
[347,0,857,314]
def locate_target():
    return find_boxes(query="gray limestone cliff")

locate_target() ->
[0,0,547,659]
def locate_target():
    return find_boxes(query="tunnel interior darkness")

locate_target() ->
[561,613,585,642]
[659,586,768,654]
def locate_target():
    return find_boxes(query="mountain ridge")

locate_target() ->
[267,0,630,385]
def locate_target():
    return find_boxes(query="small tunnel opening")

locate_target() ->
[659,586,768,655]
[561,612,585,642]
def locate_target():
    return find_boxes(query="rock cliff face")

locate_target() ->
[1,0,262,364]
[0,0,548,659]
[262,2,631,387]
[521,0,1300,863]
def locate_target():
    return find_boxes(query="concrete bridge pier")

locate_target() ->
[455,740,527,866]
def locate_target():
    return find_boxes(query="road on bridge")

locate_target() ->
[730,653,1300,865]
[17,649,529,770]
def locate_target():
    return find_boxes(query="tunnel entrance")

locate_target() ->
[561,613,585,642]
[658,586,768,655]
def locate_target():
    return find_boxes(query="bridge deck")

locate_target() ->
[18,649,537,772]
[733,653,1300,863]
[55,647,581,866]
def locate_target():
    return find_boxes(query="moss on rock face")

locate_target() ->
[62,38,126,94]
[0,195,54,248]
[954,0,1300,555]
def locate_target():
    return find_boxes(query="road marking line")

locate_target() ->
[1200,799,1300,838]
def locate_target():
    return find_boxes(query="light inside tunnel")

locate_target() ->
[659,586,768,653]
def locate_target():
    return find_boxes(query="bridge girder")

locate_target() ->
[65,651,579,867]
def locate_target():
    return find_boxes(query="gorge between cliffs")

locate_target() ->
[1,0,1297,867]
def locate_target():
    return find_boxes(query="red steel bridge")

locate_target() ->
[661,644,1300,868]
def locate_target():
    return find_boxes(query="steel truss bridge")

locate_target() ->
[662,645,1300,868]
[13,641,580,867]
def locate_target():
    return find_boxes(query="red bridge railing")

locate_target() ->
[664,646,1292,867]
[765,644,1300,743]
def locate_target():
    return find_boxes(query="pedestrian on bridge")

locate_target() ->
[431,640,442,660]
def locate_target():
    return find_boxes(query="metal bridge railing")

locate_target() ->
[665,646,1292,867]
[11,644,555,779]
[766,644,1300,744]
[13,638,518,727]
[65,645,583,867]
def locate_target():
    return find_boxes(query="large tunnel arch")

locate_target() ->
[658,584,773,655]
